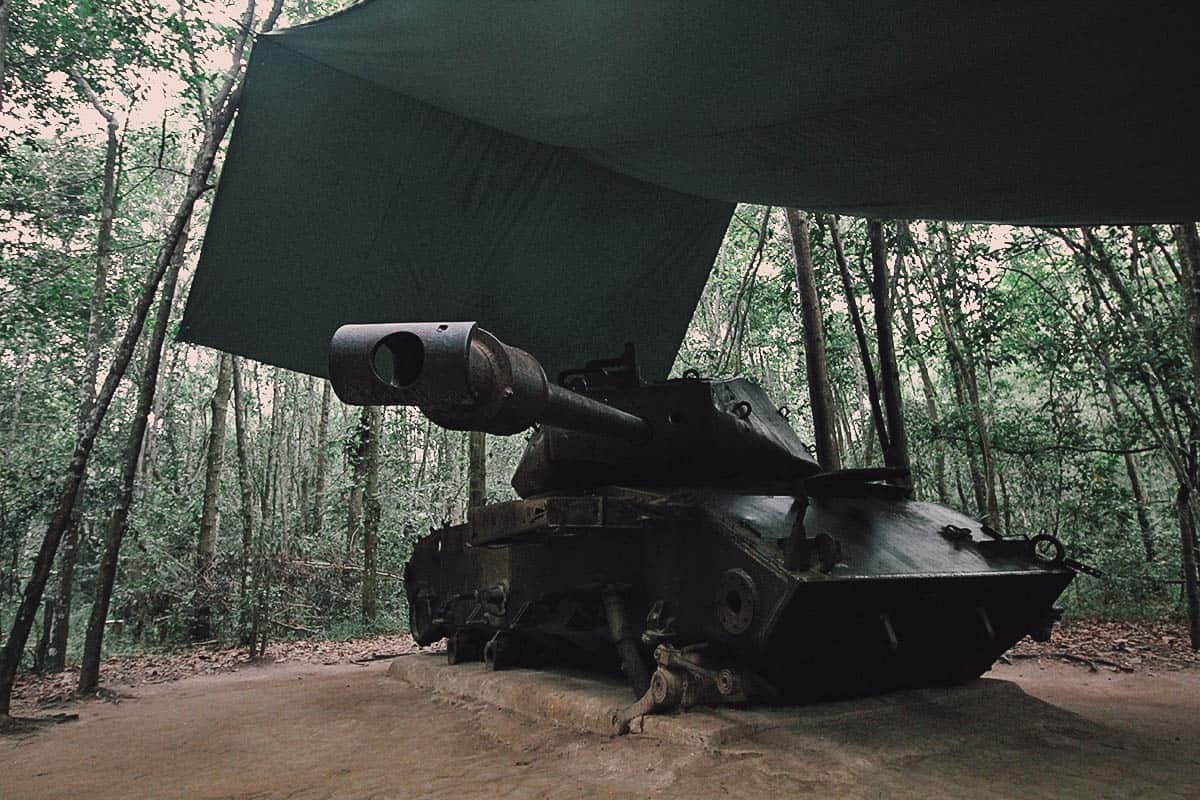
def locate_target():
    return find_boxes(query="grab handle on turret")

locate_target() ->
[329,322,651,442]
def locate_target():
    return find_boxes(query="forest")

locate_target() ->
[1,0,1199,723]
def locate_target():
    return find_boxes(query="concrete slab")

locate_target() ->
[388,654,634,738]
[386,653,1076,750]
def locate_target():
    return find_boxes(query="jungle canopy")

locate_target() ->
[179,1,1200,380]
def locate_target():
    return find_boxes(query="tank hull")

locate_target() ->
[405,485,1074,702]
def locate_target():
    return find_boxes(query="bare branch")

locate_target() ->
[66,67,117,127]
[175,0,211,126]
[207,0,256,127]
[261,0,286,34]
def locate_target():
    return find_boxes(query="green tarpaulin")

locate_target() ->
[180,1,1199,379]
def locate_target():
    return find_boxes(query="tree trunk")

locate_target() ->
[1173,222,1200,648]
[414,417,433,487]
[73,80,120,428]
[0,0,9,112]
[278,373,296,550]
[868,221,910,471]
[259,370,283,536]
[1175,223,1200,419]
[43,527,76,673]
[346,407,371,556]
[785,208,840,471]
[1119,441,1156,562]
[0,0,266,708]
[1080,228,1154,330]
[1,156,219,715]
[231,358,257,638]
[197,354,234,569]
[468,431,487,509]
[33,598,53,672]
[310,380,332,537]
[78,223,188,695]
[1123,448,1156,562]
[252,369,284,658]
[895,254,948,503]
[997,468,1014,536]
[192,353,233,640]
[828,216,889,460]
[46,78,122,674]
[139,341,181,492]
[1094,333,1156,561]
[920,228,996,523]
[954,464,969,511]
[943,227,999,524]
[856,402,875,466]
[362,407,382,625]
[4,354,25,454]
[1177,484,1200,649]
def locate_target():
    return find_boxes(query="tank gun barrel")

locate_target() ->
[329,322,651,442]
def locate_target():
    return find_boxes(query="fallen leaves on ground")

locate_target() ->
[1007,619,1199,673]
[9,633,428,716]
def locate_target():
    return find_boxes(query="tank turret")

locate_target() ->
[330,322,820,496]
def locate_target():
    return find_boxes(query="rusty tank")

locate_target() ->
[329,321,1076,730]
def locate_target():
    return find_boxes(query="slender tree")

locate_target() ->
[1171,222,1200,647]
[868,221,910,472]
[895,253,949,503]
[0,0,283,716]
[231,358,257,637]
[0,0,9,112]
[362,407,382,624]
[346,407,371,556]
[785,208,840,470]
[918,226,997,522]
[193,353,233,640]
[468,431,487,509]
[249,369,284,658]
[827,216,890,461]
[44,71,123,674]
[1175,224,1200,419]
[310,380,332,536]
[77,223,188,695]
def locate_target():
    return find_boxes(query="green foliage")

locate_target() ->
[678,212,1196,620]
[3,0,179,149]
[1,3,1195,669]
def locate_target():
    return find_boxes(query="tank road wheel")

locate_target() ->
[409,593,443,647]
[447,631,484,665]
[484,632,518,671]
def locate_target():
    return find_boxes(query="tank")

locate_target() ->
[329,321,1077,731]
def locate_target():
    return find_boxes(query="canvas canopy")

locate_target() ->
[180,1,1199,381]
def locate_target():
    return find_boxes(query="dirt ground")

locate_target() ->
[3,655,1199,799]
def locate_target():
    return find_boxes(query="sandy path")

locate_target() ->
[992,660,1200,753]
[3,659,1198,799]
